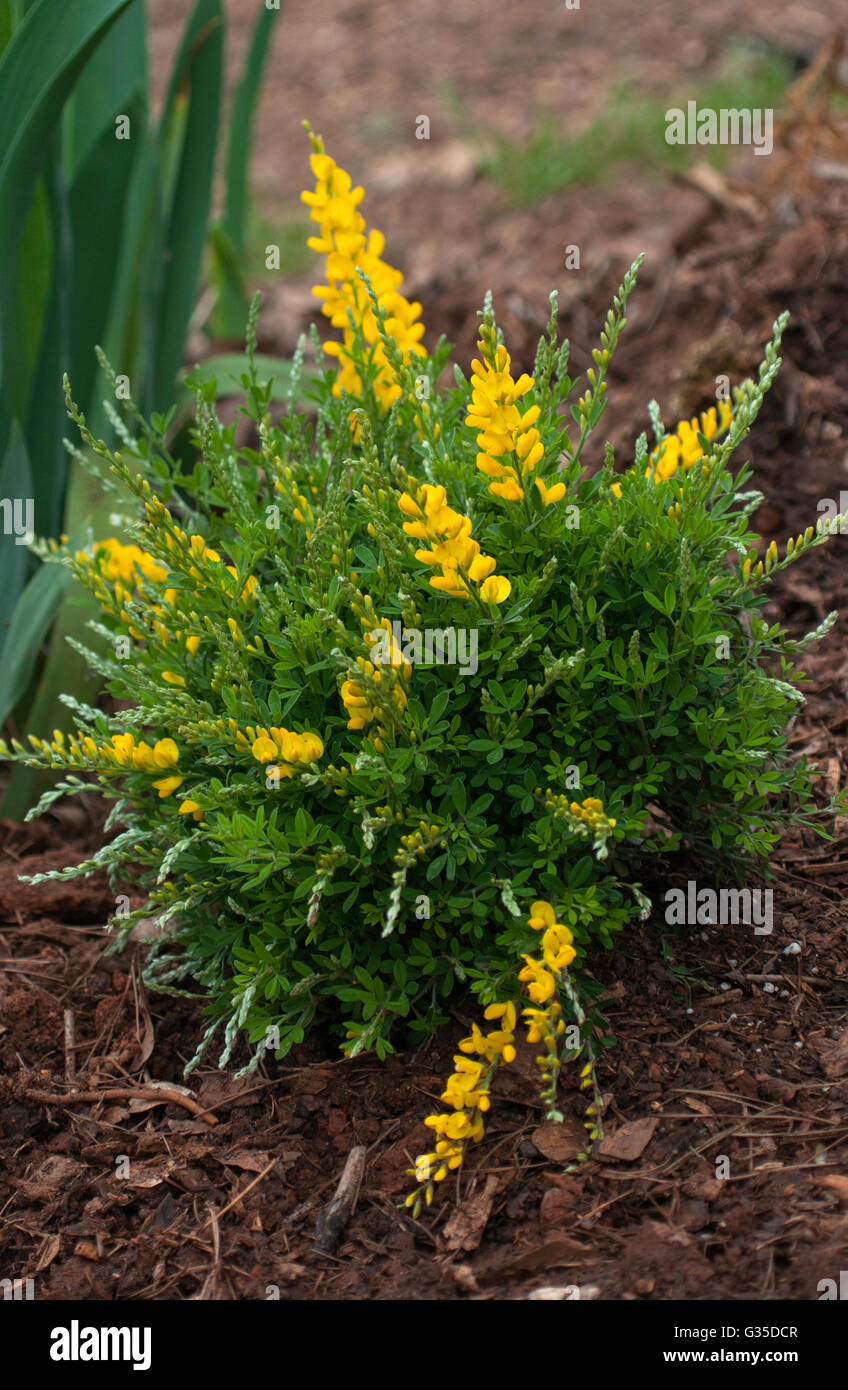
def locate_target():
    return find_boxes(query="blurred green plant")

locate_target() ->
[482,48,792,206]
[0,0,282,818]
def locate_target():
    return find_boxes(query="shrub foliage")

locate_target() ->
[5,137,842,1110]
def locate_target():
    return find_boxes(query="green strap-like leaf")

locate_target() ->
[0,550,70,726]
[0,420,34,663]
[62,0,146,184]
[0,0,133,453]
[210,2,280,340]
[223,1,280,256]
[152,0,224,409]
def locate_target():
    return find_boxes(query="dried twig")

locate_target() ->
[315,1146,367,1255]
[198,1156,279,1227]
[21,1084,218,1126]
[63,1009,76,1083]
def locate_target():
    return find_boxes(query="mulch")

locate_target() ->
[2,37,848,1301]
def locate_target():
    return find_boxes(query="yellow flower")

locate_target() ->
[541,923,576,971]
[252,735,278,763]
[479,574,511,605]
[524,1004,563,1045]
[648,402,732,485]
[528,900,557,930]
[407,999,516,1214]
[152,775,184,798]
[103,733,136,766]
[302,138,426,414]
[518,955,556,1004]
[398,479,511,605]
[161,671,185,687]
[131,741,158,771]
[178,799,204,822]
[252,727,324,769]
[340,650,407,734]
[535,477,566,507]
[483,1001,517,1029]
[153,738,179,768]
[465,340,543,500]
[79,538,168,587]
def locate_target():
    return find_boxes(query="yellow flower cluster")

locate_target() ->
[398,481,511,605]
[161,531,258,604]
[544,791,617,835]
[650,401,732,482]
[612,401,733,497]
[76,535,256,663]
[76,537,167,587]
[27,730,184,798]
[364,615,411,673]
[742,527,815,583]
[340,655,408,736]
[465,339,562,507]
[249,726,324,778]
[405,1002,517,1216]
[274,465,318,538]
[518,899,576,1005]
[301,138,426,413]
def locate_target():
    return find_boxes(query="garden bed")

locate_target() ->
[2,131,847,1299]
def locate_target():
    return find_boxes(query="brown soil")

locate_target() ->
[2,2,848,1302]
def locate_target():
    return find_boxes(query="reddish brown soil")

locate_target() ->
[2,3,848,1302]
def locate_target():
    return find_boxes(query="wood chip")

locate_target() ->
[597,1116,659,1162]
[821,1174,848,1204]
[442,1174,499,1252]
[531,1118,585,1163]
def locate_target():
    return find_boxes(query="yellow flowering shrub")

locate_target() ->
[4,131,843,1159]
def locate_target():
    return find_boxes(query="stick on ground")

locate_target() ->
[315,1145,367,1255]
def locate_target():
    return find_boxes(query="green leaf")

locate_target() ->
[0,554,70,724]
[180,353,295,402]
[62,0,146,183]
[0,0,133,453]
[223,1,278,255]
[0,456,110,818]
[207,223,249,343]
[643,591,668,616]
[209,0,279,338]
[0,421,33,662]
[0,2,14,55]
[67,86,146,421]
[22,135,72,540]
[152,0,224,408]
[93,115,161,432]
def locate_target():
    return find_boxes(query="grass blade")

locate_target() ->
[210,2,279,340]
[0,421,34,662]
[0,0,133,453]
[152,0,224,408]
[223,1,279,252]
[0,552,70,725]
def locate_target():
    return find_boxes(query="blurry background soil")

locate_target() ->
[2,0,848,1301]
